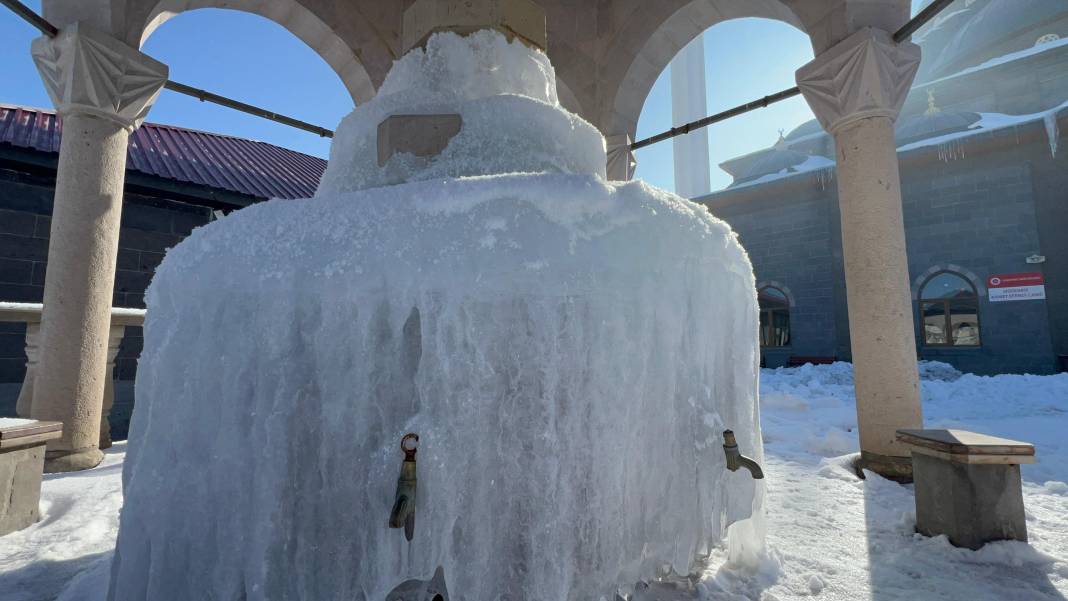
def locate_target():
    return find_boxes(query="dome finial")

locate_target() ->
[925,90,942,116]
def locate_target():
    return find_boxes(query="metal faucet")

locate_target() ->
[722,430,764,479]
[389,433,419,541]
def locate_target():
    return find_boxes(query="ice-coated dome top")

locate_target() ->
[895,108,980,145]
[916,0,1068,82]
[317,30,606,194]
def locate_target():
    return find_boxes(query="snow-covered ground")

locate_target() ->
[2,362,1066,600]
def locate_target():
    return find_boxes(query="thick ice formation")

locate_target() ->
[109,31,764,601]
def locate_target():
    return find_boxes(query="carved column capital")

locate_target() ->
[31,22,168,131]
[795,27,920,135]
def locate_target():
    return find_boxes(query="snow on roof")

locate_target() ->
[726,154,835,191]
[920,35,1068,89]
[711,100,1068,195]
[897,98,1068,157]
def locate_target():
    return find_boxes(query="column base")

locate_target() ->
[44,448,104,473]
[855,451,913,483]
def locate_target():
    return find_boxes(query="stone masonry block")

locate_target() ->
[0,444,46,536]
[402,0,547,52]
[377,114,463,167]
[912,454,1027,550]
[0,421,62,536]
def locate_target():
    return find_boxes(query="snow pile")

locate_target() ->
[761,361,1068,481]
[107,31,764,601]
[750,363,1068,601]
[917,359,962,382]
[0,444,124,601]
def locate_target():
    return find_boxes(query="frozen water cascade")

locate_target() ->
[108,31,765,601]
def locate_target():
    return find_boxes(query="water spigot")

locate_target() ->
[722,430,764,479]
[389,433,419,541]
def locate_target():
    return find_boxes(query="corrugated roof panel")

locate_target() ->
[0,104,326,200]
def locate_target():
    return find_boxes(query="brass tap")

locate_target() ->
[389,433,419,541]
[722,430,764,479]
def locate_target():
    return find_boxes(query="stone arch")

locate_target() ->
[602,0,807,140]
[756,280,796,308]
[911,264,987,299]
[132,0,377,104]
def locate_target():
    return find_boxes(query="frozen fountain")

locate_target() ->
[108,8,765,600]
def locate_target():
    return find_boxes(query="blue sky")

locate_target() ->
[0,2,928,193]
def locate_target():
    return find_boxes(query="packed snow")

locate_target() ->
[3,362,1066,600]
[105,30,764,601]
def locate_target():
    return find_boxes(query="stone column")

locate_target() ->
[796,28,923,480]
[30,23,167,472]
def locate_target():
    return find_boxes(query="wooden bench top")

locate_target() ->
[896,429,1035,465]
[0,420,63,450]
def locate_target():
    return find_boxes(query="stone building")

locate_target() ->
[0,104,326,435]
[699,0,1068,375]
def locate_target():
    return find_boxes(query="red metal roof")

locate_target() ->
[0,104,326,200]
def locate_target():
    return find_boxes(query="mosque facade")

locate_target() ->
[699,0,1068,374]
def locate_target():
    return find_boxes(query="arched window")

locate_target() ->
[758,286,791,348]
[918,271,981,347]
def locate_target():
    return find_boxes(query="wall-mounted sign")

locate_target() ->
[987,272,1046,302]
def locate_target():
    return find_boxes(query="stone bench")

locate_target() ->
[0,419,62,536]
[896,428,1034,550]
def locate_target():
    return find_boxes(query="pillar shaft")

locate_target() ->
[30,22,167,472]
[797,27,923,479]
[834,115,922,463]
[30,116,128,471]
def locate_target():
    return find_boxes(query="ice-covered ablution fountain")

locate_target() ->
[108,4,766,600]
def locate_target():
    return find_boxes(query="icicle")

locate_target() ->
[1044,111,1060,158]
[935,139,966,163]
[813,167,834,191]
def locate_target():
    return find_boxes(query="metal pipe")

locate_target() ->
[630,0,957,151]
[893,0,956,43]
[630,88,801,151]
[0,0,56,36]
[163,80,333,138]
[1,0,334,138]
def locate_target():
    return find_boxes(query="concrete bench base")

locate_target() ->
[0,420,63,536]
[0,444,48,536]
[913,453,1027,550]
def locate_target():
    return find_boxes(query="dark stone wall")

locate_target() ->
[902,152,1056,375]
[710,182,842,368]
[0,163,213,387]
[701,133,1065,376]
[1030,143,1068,371]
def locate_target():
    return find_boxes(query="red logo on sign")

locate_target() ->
[987,272,1044,288]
